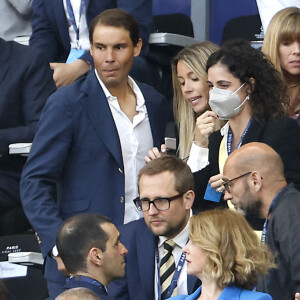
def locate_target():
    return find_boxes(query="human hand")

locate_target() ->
[145,144,167,163]
[295,292,300,300]
[50,59,90,88]
[194,111,218,147]
[55,256,70,277]
[209,173,225,193]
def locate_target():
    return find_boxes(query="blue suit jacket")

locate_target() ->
[107,219,200,300]
[20,70,167,283]
[0,38,55,211]
[168,285,273,300]
[29,0,153,63]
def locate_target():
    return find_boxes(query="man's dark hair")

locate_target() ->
[138,156,194,194]
[89,8,139,46]
[56,214,113,274]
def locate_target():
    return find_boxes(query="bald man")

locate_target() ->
[223,142,300,300]
[55,287,99,300]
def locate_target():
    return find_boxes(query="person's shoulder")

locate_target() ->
[135,81,166,101]
[265,116,300,131]
[240,289,273,300]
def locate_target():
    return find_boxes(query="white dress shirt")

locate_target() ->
[154,213,192,299]
[95,70,153,224]
[63,0,90,50]
[187,122,229,173]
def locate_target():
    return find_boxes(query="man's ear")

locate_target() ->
[133,38,142,57]
[89,247,103,266]
[183,190,195,209]
[250,171,262,192]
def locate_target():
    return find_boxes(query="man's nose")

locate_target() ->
[223,190,232,201]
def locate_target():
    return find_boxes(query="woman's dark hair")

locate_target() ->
[206,39,288,123]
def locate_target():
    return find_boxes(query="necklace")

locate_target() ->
[287,82,300,89]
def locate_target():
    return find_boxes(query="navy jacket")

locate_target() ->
[0,38,55,211]
[108,219,200,300]
[29,0,153,63]
[20,70,167,284]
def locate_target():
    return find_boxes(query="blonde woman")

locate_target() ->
[262,7,300,118]
[168,209,275,300]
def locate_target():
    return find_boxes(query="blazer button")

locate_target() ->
[120,196,124,203]
[118,168,123,174]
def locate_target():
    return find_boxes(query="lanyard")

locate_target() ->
[261,188,284,244]
[156,247,186,300]
[71,275,107,294]
[66,0,85,48]
[227,117,252,155]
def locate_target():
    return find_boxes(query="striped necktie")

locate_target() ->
[160,239,177,299]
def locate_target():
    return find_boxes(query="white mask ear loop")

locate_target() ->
[232,82,246,95]
[234,95,249,111]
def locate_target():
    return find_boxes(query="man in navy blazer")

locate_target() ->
[21,9,166,300]
[29,0,153,88]
[108,156,200,300]
[0,38,55,235]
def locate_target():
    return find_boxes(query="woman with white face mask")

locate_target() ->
[194,40,300,229]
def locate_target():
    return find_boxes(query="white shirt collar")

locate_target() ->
[94,69,145,109]
[220,121,229,137]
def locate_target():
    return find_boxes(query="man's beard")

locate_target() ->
[239,180,262,218]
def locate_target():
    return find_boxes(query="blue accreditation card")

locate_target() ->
[204,183,222,202]
[66,48,85,64]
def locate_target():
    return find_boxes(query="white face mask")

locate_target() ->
[208,83,249,120]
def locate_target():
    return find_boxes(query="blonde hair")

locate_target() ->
[190,209,276,290]
[55,288,99,300]
[262,7,300,76]
[171,42,220,159]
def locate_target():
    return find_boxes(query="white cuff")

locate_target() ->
[187,142,209,173]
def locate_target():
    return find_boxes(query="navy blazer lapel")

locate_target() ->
[139,83,166,148]
[79,72,123,167]
[241,119,264,145]
[136,223,156,300]
[53,0,71,51]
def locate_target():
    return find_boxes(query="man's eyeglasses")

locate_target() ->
[223,172,252,193]
[133,193,183,211]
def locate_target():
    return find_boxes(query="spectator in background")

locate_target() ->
[0,37,56,236]
[168,209,275,300]
[21,9,166,299]
[55,288,99,300]
[0,0,32,41]
[29,0,154,88]
[56,214,127,300]
[223,142,300,300]
[262,7,300,119]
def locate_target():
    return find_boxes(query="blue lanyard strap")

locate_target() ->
[70,275,107,294]
[227,117,252,155]
[261,188,284,244]
[156,247,186,300]
[66,0,85,46]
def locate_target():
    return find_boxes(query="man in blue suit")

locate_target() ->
[29,0,154,88]
[108,156,200,300]
[56,214,127,299]
[21,9,167,300]
[0,37,55,236]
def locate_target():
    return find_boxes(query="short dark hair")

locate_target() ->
[89,8,139,45]
[206,39,288,123]
[56,214,113,274]
[138,156,194,194]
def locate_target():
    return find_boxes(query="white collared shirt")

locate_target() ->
[63,0,90,50]
[95,70,153,224]
[187,122,229,173]
[154,213,192,299]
